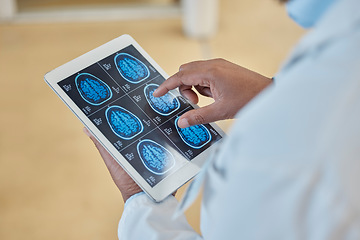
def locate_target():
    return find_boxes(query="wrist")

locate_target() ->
[124,191,146,207]
[120,185,143,202]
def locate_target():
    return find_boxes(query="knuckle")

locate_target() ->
[179,63,188,72]
[208,65,220,77]
[194,114,206,125]
[211,58,225,64]
[175,70,184,79]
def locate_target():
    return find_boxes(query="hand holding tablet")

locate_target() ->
[83,127,142,202]
[45,35,224,202]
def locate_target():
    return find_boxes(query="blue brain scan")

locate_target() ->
[75,73,112,105]
[114,53,150,84]
[137,139,175,175]
[105,106,144,140]
[175,117,212,149]
[144,84,180,116]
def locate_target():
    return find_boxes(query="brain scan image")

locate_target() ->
[175,117,212,149]
[75,73,112,105]
[105,106,144,140]
[114,53,150,84]
[137,139,175,175]
[144,84,180,116]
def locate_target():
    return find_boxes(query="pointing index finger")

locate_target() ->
[153,71,184,97]
[153,60,211,97]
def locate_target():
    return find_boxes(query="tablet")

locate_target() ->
[44,34,224,202]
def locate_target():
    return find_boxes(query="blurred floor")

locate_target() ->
[0,0,304,239]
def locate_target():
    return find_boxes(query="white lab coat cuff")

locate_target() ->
[118,193,202,240]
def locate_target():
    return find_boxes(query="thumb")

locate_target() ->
[177,102,224,128]
[83,127,117,167]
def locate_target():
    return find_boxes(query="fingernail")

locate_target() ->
[152,88,159,96]
[178,118,190,128]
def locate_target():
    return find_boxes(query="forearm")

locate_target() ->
[118,193,203,240]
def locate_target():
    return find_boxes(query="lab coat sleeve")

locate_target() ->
[118,192,203,240]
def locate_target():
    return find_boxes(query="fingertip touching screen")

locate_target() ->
[58,45,222,187]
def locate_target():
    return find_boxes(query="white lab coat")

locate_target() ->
[118,0,360,238]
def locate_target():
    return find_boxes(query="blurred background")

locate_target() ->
[0,0,304,239]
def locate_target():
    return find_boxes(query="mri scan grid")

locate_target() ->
[58,45,221,187]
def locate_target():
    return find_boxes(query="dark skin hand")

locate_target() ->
[83,127,142,202]
[84,128,177,201]
[153,58,272,128]
[85,59,272,202]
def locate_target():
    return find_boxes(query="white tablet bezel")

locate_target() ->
[44,34,225,202]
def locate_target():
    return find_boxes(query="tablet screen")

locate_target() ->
[58,45,222,187]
